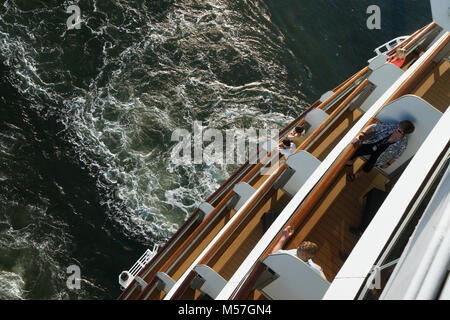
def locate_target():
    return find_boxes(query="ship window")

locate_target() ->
[358,155,450,300]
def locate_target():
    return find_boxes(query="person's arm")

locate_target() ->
[271,226,293,254]
[351,126,373,146]
[319,269,328,281]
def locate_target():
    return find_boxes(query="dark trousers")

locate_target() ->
[351,143,387,173]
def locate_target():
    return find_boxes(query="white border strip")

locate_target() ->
[215,31,450,300]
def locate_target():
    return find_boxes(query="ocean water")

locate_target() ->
[0,0,431,299]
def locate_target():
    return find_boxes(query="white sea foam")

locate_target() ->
[0,0,304,244]
[0,271,26,300]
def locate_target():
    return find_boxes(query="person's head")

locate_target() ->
[282,139,291,148]
[295,126,305,135]
[398,120,415,136]
[396,48,407,59]
[296,241,319,261]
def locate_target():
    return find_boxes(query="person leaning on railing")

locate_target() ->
[271,226,327,281]
[346,120,415,182]
[287,126,306,148]
[387,48,407,68]
[278,139,295,158]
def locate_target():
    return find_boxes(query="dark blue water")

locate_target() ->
[0,0,431,299]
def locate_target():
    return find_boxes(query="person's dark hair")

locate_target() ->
[295,126,305,134]
[282,139,291,147]
[399,120,415,135]
[297,241,319,260]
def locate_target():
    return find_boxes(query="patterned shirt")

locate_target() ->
[279,142,295,157]
[363,122,408,167]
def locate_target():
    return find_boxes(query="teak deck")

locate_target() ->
[414,59,450,112]
[283,159,388,281]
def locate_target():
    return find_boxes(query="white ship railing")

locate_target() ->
[374,36,409,55]
[119,244,159,290]
[368,36,409,63]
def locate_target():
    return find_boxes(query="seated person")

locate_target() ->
[287,126,306,148]
[271,226,327,280]
[278,139,295,158]
[346,120,415,182]
[387,48,407,68]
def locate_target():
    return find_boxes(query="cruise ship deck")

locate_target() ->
[118,7,450,300]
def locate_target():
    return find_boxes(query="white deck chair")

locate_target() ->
[231,182,256,211]
[280,151,322,197]
[192,265,227,299]
[360,64,405,112]
[304,109,329,137]
[375,95,443,175]
[260,252,330,300]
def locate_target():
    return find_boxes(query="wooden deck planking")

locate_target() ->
[169,208,235,280]
[282,158,388,281]
[413,59,450,113]
[147,288,166,300]
[179,287,203,300]
[208,189,292,280]
[309,108,364,161]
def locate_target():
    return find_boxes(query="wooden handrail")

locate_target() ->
[120,159,258,300]
[130,92,336,301]
[388,32,450,97]
[119,155,255,299]
[168,162,287,300]
[386,25,427,56]
[169,270,198,300]
[280,66,369,146]
[168,78,370,300]
[281,63,370,135]
[315,67,369,111]
[232,32,450,300]
[296,79,370,152]
[385,22,436,57]
[403,22,437,51]
[135,189,236,299]
[137,149,277,296]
